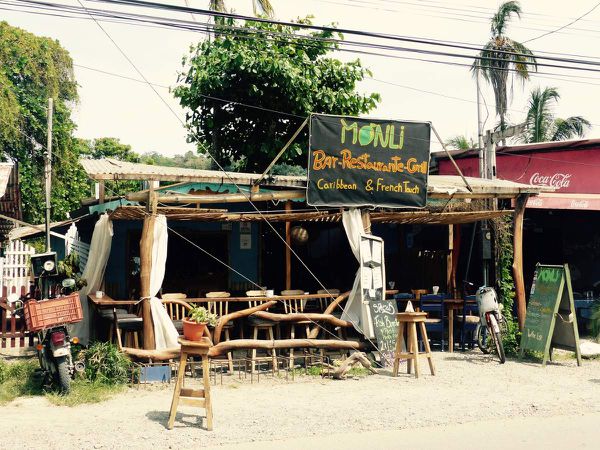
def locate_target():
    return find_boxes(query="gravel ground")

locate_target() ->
[2,351,600,449]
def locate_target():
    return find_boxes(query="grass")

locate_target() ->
[0,358,127,407]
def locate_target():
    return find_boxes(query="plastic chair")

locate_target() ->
[419,294,446,351]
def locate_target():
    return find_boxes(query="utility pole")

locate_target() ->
[45,98,53,252]
[476,62,485,178]
[480,122,527,286]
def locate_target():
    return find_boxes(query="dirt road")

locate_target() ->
[2,352,599,449]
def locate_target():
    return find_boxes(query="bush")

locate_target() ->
[82,342,132,385]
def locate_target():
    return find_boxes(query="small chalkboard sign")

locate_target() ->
[520,264,582,366]
[368,299,399,367]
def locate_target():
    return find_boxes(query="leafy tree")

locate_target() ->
[0,21,89,223]
[77,137,140,162]
[472,1,537,134]
[519,87,591,143]
[140,150,210,169]
[445,135,476,150]
[173,17,380,173]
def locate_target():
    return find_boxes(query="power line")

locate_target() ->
[523,1,600,43]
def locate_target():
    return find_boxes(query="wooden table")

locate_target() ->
[88,294,140,307]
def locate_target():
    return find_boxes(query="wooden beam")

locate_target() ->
[361,210,372,234]
[126,190,305,204]
[285,201,292,290]
[98,181,105,204]
[447,224,453,295]
[140,215,156,349]
[512,194,529,330]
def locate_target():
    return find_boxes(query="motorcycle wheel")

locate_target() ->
[488,314,506,364]
[55,356,71,394]
[476,323,490,354]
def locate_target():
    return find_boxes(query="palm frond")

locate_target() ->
[445,135,475,150]
[208,0,226,11]
[491,1,522,35]
[552,116,591,141]
[253,0,274,17]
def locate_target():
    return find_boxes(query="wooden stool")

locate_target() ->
[168,337,213,430]
[393,312,435,379]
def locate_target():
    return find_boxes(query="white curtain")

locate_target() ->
[74,214,114,345]
[341,209,375,339]
[148,215,179,350]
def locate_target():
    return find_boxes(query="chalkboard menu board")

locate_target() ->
[520,264,582,366]
[307,114,431,208]
[368,299,399,367]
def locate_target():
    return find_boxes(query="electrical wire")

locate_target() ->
[523,1,600,44]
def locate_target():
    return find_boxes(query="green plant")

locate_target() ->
[82,342,132,385]
[187,306,218,326]
[57,252,87,290]
[0,359,42,404]
[492,216,521,356]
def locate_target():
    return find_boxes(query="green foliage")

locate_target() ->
[0,21,89,223]
[591,303,600,339]
[140,150,210,170]
[472,1,536,131]
[270,163,306,176]
[0,359,42,404]
[209,0,274,18]
[57,252,87,290]
[188,306,218,326]
[492,216,521,356]
[82,342,132,385]
[519,87,591,143]
[445,135,476,150]
[173,17,380,172]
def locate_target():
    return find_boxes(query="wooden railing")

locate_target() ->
[0,286,34,349]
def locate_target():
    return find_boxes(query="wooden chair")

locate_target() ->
[206,292,233,372]
[281,293,313,369]
[112,308,143,350]
[246,292,277,373]
[161,296,192,335]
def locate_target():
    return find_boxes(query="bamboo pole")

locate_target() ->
[126,190,305,204]
[140,214,156,349]
[512,194,529,330]
[285,200,292,290]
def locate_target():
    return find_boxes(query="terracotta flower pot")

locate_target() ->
[182,318,207,341]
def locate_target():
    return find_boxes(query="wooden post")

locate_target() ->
[140,185,158,350]
[98,181,105,204]
[446,225,454,296]
[512,194,529,330]
[285,200,292,290]
[361,210,371,234]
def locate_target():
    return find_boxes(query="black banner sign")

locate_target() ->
[307,114,431,208]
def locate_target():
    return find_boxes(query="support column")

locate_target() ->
[140,185,158,350]
[446,225,453,296]
[512,194,529,330]
[361,210,371,234]
[285,201,292,290]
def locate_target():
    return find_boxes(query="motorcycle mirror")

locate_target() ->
[7,293,19,304]
[62,278,76,288]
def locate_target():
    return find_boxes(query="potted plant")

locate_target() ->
[182,306,218,341]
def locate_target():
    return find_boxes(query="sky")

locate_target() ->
[2,0,600,156]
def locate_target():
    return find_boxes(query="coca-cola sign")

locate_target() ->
[529,172,572,190]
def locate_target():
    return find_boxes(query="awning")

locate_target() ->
[527,193,600,211]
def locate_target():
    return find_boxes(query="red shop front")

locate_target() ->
[437,139,600,323]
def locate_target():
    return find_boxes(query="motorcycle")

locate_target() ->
[12,254,83,394]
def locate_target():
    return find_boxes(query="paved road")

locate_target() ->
[213,413,600,450]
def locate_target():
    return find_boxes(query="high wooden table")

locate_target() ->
[168,337,213,430]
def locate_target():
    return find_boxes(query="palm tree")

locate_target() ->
[446,135,476,150]
[520,87,591,143]
[209,0,274,17]
[473,1,537,134]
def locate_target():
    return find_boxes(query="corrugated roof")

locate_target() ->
[79,158,305,187]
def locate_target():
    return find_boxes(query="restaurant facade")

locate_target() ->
[437,139,600,311]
